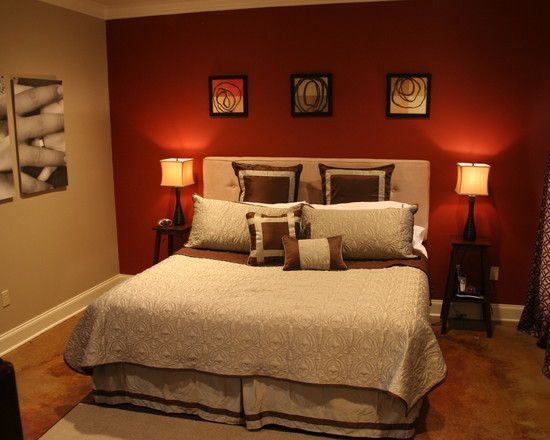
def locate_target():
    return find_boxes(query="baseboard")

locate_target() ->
[429,300,523,322]
[0,274,132,357]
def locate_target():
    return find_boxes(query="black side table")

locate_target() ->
[440,238,493,337]
[0,358,24,440]
[153,224,191,264]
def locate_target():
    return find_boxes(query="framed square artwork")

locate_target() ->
[209,75,248,117]
[290,73,332,117]
[386,73,431,118]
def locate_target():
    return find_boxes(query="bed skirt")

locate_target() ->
[92,363,422,439]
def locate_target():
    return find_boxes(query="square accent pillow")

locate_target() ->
[282,235,347,271]
[233,162,303,203]
[319,163,395,204]
[246,210,302,266]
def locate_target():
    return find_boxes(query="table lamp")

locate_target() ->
[160,158,194,225]
[455,162,490,241]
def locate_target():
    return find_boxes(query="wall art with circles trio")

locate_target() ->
[208,72,431,119]
[386,73,431,118]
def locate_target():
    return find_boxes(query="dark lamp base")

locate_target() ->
[463,195,476,241]
[173,187,185,226]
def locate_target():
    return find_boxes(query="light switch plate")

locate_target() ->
[1,290,10,307]
[490,266,499,281]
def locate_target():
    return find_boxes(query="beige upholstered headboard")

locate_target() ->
[203,157,430,235]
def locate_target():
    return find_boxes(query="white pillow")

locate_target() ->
[413,225,427,258]
[310,201,417,211]
[242,201,307,209]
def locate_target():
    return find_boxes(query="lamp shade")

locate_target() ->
[455,162,490,196]
[160,158,194,187]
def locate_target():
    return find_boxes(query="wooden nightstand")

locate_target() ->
[152,224,191,264]
[440,238,493,337]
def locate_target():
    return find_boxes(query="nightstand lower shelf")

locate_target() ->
[440,238,493,337]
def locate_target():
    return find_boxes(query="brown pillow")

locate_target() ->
[246,210,302,266]
[233,162,303,203]
[282,235,347,271]
[319,163,395,204]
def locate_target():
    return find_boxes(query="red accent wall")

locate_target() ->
[107,0,549,304]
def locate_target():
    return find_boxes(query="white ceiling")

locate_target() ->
[38,0,398,20]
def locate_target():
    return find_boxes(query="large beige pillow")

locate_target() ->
[301,205,416,260]
[186,195,300,253]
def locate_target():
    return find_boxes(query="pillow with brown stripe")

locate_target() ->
[233,162,303,203]
[282,235,347,271]
[246,210,302,266]
[319,163,395,204]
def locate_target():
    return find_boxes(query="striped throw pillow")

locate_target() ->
[282,235,347,271]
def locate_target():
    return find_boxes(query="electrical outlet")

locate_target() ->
[1,290,10,308]
[490,266,499,281]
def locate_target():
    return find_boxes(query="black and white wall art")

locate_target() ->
[12,77,67,195]
[0,76,14,201]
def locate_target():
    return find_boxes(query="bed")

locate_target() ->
[65,157,446,439]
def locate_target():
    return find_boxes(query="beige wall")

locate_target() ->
[0,0,118,334]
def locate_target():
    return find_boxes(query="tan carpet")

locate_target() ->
[5,315,550,440]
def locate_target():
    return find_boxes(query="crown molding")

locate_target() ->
[38,0,400,20]
[38,0,107,19]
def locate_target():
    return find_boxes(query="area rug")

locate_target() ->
[39,400,327,440]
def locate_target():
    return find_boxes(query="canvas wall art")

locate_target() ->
[12,77,67,195]
[291,73,332,117]
[0,76,14,201]
[209,75,248,117]
[386,73,431,118]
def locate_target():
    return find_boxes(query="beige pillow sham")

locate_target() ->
[186,194,301,253]
[301,204,416,260]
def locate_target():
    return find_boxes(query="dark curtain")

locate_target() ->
[518,154,550,378]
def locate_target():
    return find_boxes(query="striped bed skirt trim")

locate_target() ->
[92,364,422,439]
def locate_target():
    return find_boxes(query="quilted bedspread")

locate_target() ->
[65,255,446,409]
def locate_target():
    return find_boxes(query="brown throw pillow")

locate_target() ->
[233,162,303,203]
[319,163,395,204]
[246,210,302,266]
[282,235,347,271]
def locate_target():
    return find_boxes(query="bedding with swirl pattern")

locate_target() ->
[65,254,446,411]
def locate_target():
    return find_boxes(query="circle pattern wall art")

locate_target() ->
[386,73,431,118]
[291,73,333,117]
[209,76,248,117]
